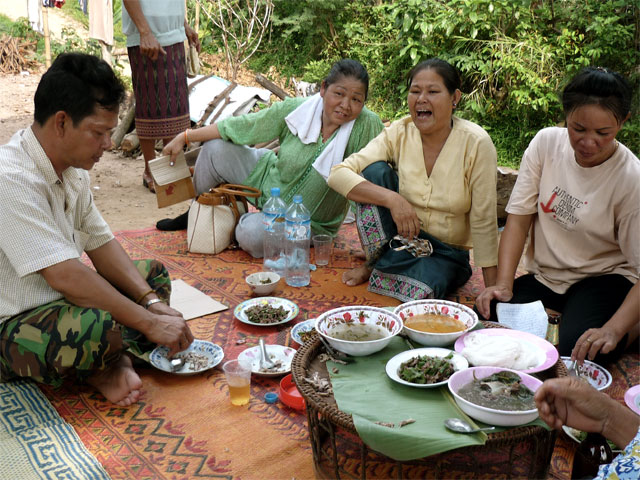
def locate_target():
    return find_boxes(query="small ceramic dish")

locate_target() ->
[237,344,296,376]
[234,297,298,326]
[291,319,316,344]
[246,271,280,296]
[150,339,224,375]
[279,373,305,410]
[385,347,469,388]
[561,356,612,391]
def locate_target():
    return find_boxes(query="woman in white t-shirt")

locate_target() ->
[476,67,639,364]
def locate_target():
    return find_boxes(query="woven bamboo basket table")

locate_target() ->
[291,321,566,479]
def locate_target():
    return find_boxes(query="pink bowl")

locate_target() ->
[448,366,542,427]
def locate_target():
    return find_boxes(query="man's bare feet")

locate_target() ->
[342,264,373,286]
[87,354,143,406]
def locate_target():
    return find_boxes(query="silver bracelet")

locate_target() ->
[144,298,164,309]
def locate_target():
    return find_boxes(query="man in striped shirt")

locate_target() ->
[0,53,193,406]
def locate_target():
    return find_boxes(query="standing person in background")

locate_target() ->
[122,0,200,192]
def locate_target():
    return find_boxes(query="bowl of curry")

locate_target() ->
[393,299,478,347]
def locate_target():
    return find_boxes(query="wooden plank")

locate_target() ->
[255,73,290,100]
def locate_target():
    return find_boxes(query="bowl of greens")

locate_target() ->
[246,271,280,296]
[385,347,469,388]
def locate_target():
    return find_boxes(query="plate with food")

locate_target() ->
[237,344,296,376]
[150,339,224,375]
[385,347,469,388]
[624,385,640,415]
[454,329,558,374]
[234,297,298,326]
[291,319,316,344]
[561,356,612,390]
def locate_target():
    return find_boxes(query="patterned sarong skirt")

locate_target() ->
[128,42,190,140]
[355,162,472,303]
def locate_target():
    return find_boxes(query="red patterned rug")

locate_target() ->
[37,223,637,479]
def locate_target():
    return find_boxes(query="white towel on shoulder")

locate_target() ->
[285,93,355,180]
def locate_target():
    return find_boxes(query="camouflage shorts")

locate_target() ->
[0,259,171,387]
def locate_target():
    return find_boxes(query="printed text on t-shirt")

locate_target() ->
[540,186,585,227]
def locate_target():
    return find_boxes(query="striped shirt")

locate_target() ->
[0,127,113,323]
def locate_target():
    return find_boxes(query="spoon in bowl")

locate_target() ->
[259,338,276,370]
[170,356,185,372]
[444,418,496,434]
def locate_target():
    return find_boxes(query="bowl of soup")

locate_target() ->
[315,306,403,356]
[448,366,542,427]
[393,299,478,347]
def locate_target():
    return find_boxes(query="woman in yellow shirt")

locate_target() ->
[327,58,498,301]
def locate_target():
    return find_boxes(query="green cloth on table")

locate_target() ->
[217,96,384,236]
[328,336,548,461]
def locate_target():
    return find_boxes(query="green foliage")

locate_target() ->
[242,0,638,163]
[51,27,101,58]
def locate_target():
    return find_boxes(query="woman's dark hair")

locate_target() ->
[561,67,631,124]
[34,52,125,126]
[323,59,370,99]
[407,58,461,94]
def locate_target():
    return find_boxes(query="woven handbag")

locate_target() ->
[187,184,261,254]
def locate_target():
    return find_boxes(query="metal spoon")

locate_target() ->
[259,338,276,370]
[568,359,580,378]
[444,418,496,434]
[170,356,185,372]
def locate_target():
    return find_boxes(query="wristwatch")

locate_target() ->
[144,298,164,309]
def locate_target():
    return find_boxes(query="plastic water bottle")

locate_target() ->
[262,187,287,275]
[284,195,311,287]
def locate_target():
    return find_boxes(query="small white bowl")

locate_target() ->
[246,271,280,296]
[447,366,542,427]
[394,299,478,347]
[561,357,612,391]
[315,306,403,356]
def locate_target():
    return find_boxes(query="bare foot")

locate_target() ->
[87,354,143,407]
[342,264,373,286]
[142,171,155,193]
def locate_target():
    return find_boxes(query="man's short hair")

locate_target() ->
[34,52,125,126]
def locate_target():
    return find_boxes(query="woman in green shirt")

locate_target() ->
[157,59,384,258]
